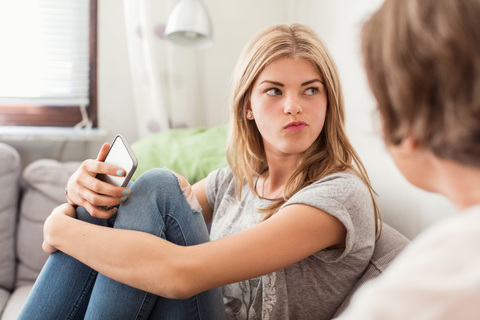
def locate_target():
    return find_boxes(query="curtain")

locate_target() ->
[123,0,170,137]
[123,0,205,138]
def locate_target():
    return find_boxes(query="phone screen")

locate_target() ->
[97,134,138,187]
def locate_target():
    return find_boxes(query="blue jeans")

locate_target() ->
[18,168,225,320]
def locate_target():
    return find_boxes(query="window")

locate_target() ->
[0,0,97,128]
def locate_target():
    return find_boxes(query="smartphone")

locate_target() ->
[96,134,138,187]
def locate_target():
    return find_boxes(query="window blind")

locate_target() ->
[0,0,90,106]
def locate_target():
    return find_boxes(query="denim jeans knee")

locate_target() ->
[131,168,200,208]
[114,167,209,244]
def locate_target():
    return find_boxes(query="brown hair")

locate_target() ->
[361,0,480,167]
[226,24,381,236]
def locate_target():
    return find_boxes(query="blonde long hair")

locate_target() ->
[227,24,381,236]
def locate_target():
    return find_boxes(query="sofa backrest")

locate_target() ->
[333,222,410,317]
[0,143,21,292]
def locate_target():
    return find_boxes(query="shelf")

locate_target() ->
[0,126,108,142]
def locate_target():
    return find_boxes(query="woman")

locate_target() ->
[20,24,380,320]
[338,0,480,318]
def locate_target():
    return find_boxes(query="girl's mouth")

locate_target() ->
[284,121,307,132]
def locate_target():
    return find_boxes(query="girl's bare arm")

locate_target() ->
[44,201,346,299]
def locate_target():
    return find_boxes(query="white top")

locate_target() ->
[339,204,480,319]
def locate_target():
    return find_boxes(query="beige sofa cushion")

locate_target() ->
[16,159,79,287]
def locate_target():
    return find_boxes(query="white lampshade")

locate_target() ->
[164,0,213,47]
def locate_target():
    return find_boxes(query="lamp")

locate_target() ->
[164,0,213,48]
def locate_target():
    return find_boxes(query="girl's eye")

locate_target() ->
[305,87,319,95]
[266,88,281,96]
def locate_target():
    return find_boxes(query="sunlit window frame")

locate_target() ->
[0,0,98,128]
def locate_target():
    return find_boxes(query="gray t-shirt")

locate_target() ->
[206,167,376,320]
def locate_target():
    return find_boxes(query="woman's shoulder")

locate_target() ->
[285,170,373,224]
[205,166,236,202]
[206,166,234,186]
[302,170,370,200]
[317,170,365,184]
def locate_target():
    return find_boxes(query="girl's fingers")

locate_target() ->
[96,143,111,161]
[75,161,130,195]
[67,171,129,214]
[95,143,127,177]
[66,141,130,214]
[82,159,126,179]
[79,186,129,208]
[64,142,130,219]
[84,202,118,219]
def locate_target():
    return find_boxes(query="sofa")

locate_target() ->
[0,125,457,319]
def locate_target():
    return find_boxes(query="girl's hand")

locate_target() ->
[65,143,131,219]
[42,203,76,254]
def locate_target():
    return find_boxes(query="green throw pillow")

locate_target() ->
[131,125,228,184]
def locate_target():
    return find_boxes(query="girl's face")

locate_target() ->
[249,57,327,158]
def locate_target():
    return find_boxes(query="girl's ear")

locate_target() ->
[246,106,254,120]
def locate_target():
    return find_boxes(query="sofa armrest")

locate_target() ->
[0,284,34,320]
[0,143,21,293]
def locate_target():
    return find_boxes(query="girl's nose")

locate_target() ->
[284,97,302,115]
